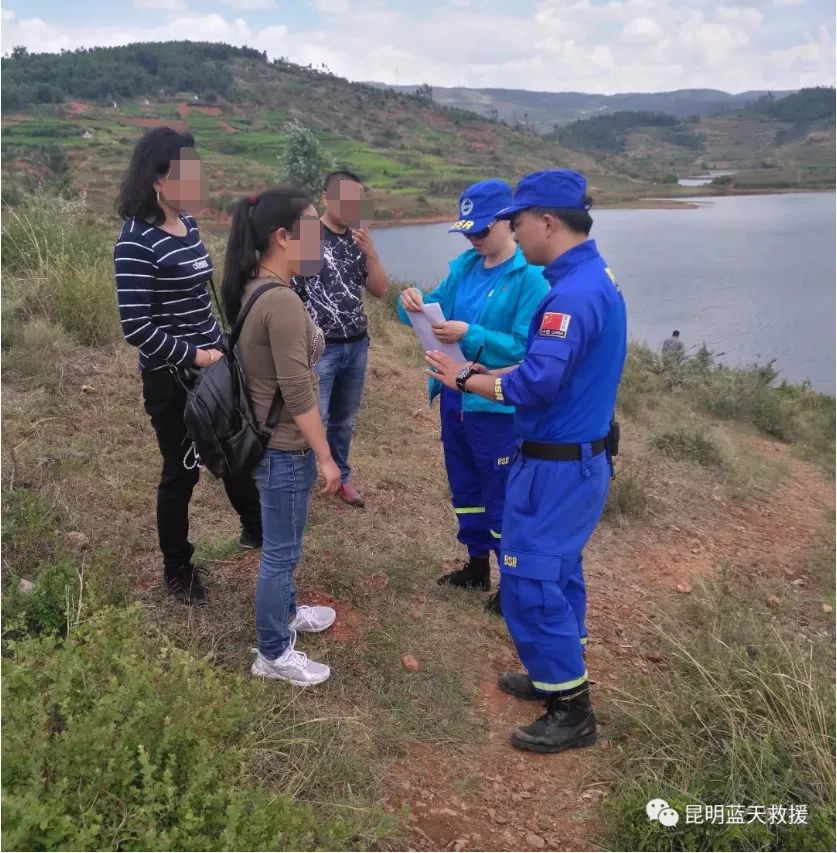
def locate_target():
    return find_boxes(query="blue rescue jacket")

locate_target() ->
[397,247,549,414]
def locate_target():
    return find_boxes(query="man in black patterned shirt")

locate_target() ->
[298,170,389,507]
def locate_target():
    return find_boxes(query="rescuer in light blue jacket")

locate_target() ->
[398,180,548,606]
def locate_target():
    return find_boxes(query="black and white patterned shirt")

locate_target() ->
[297,224,369,341]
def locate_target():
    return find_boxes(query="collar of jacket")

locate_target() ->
[543,239,601,285]
[449,245,531,279]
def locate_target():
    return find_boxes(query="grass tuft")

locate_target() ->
[651,424,726,467]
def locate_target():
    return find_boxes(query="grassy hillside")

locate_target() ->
[1,42,654,222]
[2,193,835,852]
[549,89,836,192]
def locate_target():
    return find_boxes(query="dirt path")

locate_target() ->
[385,436,834,852]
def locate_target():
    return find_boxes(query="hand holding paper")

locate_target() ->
[406,302,466,363]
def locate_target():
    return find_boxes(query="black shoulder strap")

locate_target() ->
[207,276,225,330]
[228,280,285,430]
[228,282,282,350]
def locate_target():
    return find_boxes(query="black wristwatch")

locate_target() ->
[455,365,476,393]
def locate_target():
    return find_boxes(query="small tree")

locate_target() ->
[277,120,334,196]
[413,83,433,102]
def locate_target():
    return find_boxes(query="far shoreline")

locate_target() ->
[371,187,834,226]
[202,187,834,233]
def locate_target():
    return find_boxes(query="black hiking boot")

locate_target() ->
[437,556,490,590]
[498,671,541,700]
[164,562,207,604]
[485,589,503,616]
[511,686,598,754]
[238,528,263,550]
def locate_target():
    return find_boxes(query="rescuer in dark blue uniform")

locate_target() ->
[426,169,627,753]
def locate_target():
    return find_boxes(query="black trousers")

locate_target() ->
[142,368,262,571]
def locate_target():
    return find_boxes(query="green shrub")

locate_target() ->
[2,192,119,345]
[602,580,836,852]
[652,425,725,466]
[620,343,834,466]
[1,488,108,639]
[4,556,79,638]
[604,472,650,521]
[622,342,835,473]
[1,319,77,389]
[2,607,392,851]
[1,487,61,580]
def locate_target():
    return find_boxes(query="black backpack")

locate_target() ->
[178,281,283,479]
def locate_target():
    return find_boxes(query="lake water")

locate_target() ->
[372,193,836,393]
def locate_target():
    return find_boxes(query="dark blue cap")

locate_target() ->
[448,179,513,234]
[494,169,588,219]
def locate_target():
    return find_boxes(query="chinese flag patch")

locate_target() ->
[539,311,572,338]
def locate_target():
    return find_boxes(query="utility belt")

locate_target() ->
[521,420,620,462]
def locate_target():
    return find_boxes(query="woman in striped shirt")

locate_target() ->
[114,127,262,604]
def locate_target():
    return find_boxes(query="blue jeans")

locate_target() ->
[315,336,370,483]
[253,448,317,658]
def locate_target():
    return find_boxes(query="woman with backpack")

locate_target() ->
[222,186,341,686]
[114,127,263,605]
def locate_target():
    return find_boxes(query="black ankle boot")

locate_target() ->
[238,528,263,550]
[437,556,490,590]
[498,671,540,700]
[510,686,597,753]
[164,562,207,604]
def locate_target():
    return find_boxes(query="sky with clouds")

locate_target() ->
[2,0,834,94]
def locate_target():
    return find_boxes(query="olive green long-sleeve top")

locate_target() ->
[237,278,325,451]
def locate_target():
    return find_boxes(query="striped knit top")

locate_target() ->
[113,213,222,371]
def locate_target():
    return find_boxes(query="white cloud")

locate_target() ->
[0,0,833,94]
[773,0,805,6]
[309,0,349,13]
[768,24,836,75]
[220,0,278,9]
[717,6,765,30]
[620,17,664,45]
[134,0,187,10]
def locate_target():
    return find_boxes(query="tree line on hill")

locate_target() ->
[549,110,703,154]
[548,87,835,155]
[2,42,272,111]
[0,41,446,116]
[750,86,836,124]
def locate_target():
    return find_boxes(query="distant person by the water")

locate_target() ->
[113,127,262,605]
[662,329,684,357]
[294,170,389,509]
[222,186,341,686]
[397,180,548,609]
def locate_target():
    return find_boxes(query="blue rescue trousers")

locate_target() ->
[440,388,516,559]
[500,442,611,697]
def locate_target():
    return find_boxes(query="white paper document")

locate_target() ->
[405,302,465,363]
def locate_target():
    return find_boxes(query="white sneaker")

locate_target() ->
[289,604,336,633]
[250,631,330,686]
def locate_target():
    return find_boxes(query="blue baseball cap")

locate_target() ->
[448,179,513,234]
[494,169,588,219]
